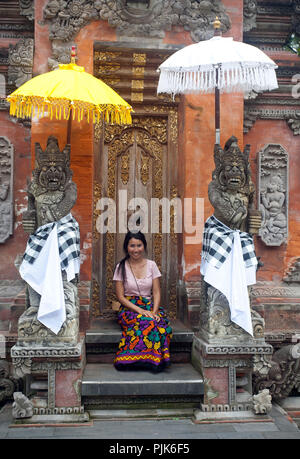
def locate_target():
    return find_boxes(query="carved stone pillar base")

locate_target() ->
[10,337,89,424]
[191,335,273,420]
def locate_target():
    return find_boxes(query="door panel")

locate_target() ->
[92,110,178,320]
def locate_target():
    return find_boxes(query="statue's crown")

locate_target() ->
[35,136,70,168]
[214,136,250,169]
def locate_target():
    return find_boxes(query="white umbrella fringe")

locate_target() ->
[157,63,277,95]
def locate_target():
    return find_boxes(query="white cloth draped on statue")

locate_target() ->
[200,216,257,336]
[19,214,80,334]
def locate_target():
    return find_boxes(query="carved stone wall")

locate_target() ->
[0,137,14,244]
[43,0,231,42]
[8,38,34,88]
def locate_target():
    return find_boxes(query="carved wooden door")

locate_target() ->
[93,110,178,320]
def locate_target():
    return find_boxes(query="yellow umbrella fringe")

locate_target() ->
[8,96,132,124]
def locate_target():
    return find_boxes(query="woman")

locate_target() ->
[113,231,172,372]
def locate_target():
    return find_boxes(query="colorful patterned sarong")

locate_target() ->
[114,296,172,372]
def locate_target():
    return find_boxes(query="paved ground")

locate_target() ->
[1,401,300,442]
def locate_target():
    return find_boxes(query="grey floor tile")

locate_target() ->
[232,422,279,432]
[216,432,266,439]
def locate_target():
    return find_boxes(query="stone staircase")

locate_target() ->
[82,319,204,419]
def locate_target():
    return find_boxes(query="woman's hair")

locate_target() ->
[116,231,147,281]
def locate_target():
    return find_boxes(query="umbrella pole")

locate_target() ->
[215,86,220,145]
[67,109,72,145]
[213,18,222,145]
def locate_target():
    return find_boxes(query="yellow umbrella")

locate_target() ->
[7,48,132,142]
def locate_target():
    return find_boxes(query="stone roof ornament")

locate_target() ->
[43,0,231,42]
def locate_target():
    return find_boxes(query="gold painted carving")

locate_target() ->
[121,150,130,185]
[93,181,102,241]
[95,51,122,62]
[131,80,144,90]
[92,279,100,318]
[133,53,146,64]
[140,152,150,185]
[170,184,178,243]
[132,66,145,77]
[131,92,144,102]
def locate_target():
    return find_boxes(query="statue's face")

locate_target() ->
[39,164,66,191]
[222,162,246,191]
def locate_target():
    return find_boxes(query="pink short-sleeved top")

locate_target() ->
[113,259,161,299]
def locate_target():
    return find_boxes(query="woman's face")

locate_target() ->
[127,237,145,261]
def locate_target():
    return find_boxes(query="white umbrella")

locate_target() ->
[157,18,278,143]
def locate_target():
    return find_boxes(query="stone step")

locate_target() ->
[85,319,194,363]
[82,362,203,398]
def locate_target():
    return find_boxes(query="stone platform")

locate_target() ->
[82,320,203,418]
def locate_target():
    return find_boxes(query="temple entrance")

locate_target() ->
[91,45,179,320]
[92,112,179,319]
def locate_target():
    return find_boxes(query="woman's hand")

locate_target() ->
[137,308,160,322]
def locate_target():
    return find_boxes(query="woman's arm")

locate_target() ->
[152,277,161,320]
[115,281,157,319]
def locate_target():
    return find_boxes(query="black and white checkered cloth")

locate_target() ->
[22,213,80,271]
[201,215,257,269]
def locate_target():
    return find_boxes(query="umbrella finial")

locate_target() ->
[213,16,222,36]
[71,45,76,64]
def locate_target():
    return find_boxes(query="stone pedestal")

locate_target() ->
[192,335,273,421]
[10,337,89,424]
[191,280,273,421]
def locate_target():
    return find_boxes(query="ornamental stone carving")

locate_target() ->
[19,0,35,21]
[0,360,22,403]
[8,38,34,88]
[243,0,257,32]
[253,343,300,400]
[258,144,288,247]
[252,389,272,414]
[12,392,34,419]
[198,281,265,343]
[0,137,14,244]
[244,107,300,136]
[43,0,231,42]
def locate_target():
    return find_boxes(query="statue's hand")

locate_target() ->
[22,210,36,234]
[248,209,262,234]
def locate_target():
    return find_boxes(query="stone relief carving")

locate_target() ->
[43,0,231,66]
[258,144,288,246]
[17,136,79,347]
[19,0,35,21]
[12,392,34,419]
[44,0,231,41]
[0,137,14,244]
[253,343,300,400]
[8,38,34,88]
[252,389,272,414]
[198,281,265,343]
[243,0,257,32]
[244,106,300,136]
[0,360,22,404]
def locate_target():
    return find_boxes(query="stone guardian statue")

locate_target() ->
[17,136,80,347]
